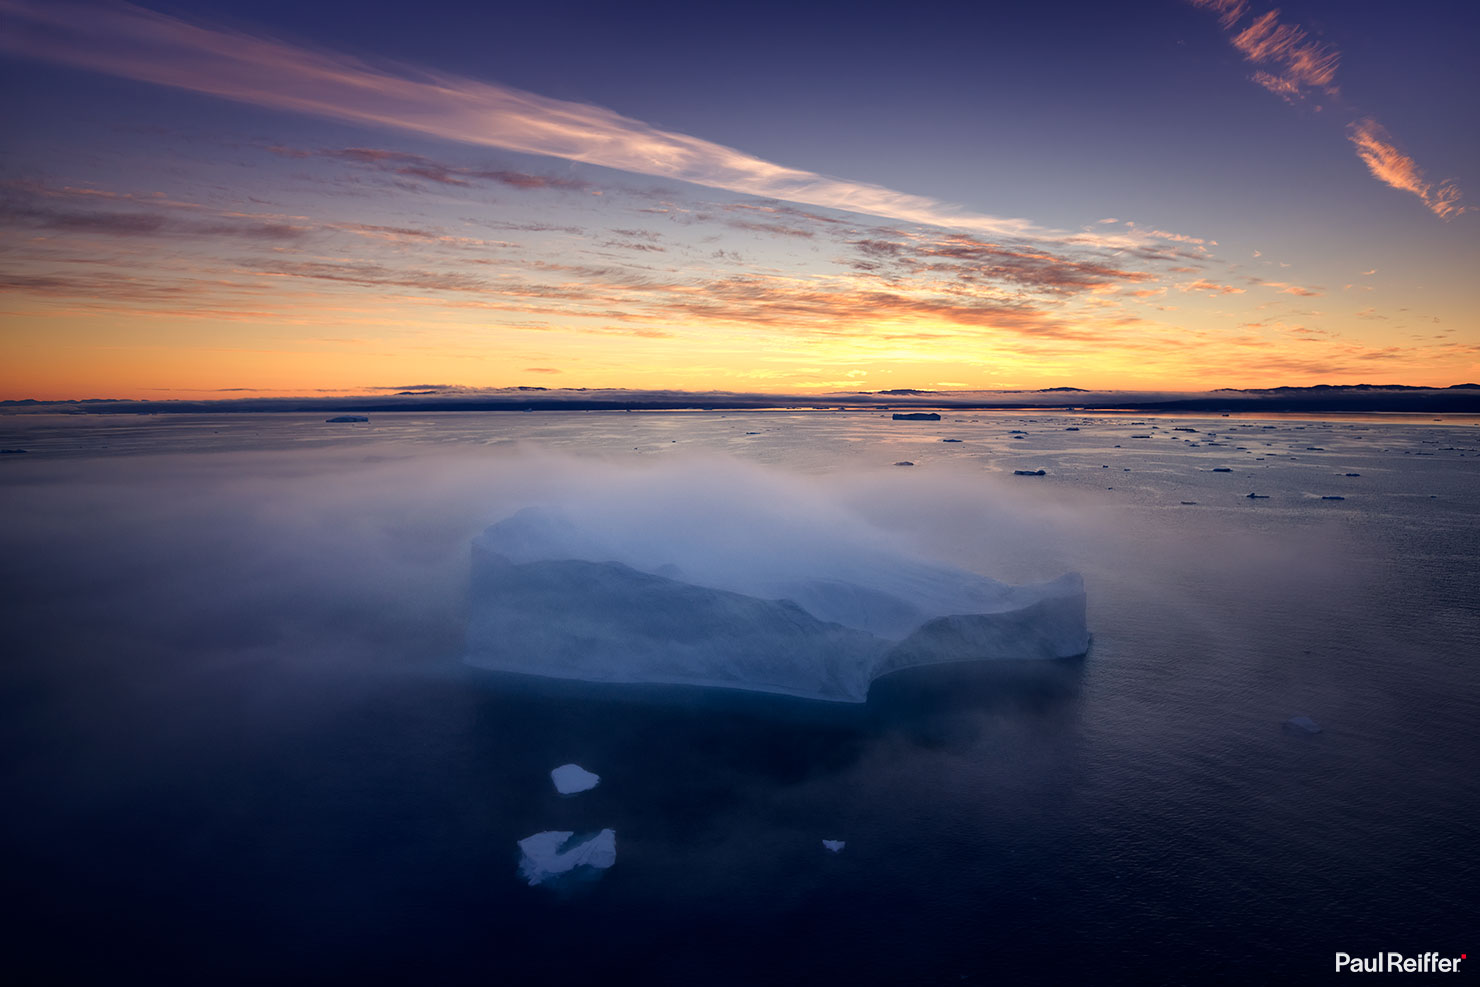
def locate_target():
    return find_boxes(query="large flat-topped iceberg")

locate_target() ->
[464,499,1089,703]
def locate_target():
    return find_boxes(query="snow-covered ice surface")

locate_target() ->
[517,829,617,886]
[464,504,1088,702]
[551,763,600,794]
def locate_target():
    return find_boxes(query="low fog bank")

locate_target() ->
[6,381,1479,415]
[0,442,1365,723]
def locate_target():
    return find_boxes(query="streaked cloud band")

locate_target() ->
[0,0,1071,241]
[1186,0,1464,219]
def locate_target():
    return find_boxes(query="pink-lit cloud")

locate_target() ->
[1348,119,1466,219]
[1229,10,1339,99]
[1186,2,1464,219]
[1188,0,1248,31]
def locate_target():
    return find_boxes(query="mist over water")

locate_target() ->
[2,411,1477,984]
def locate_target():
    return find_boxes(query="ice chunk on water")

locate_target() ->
[551,763,600,795]
[822,839,846,853]
[465,504,1088,703]
[1283,715,1322,735]
[517,829,617,886]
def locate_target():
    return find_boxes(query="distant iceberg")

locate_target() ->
[464,504,1088,703]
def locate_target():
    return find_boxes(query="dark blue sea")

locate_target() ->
[2,411,1476,984]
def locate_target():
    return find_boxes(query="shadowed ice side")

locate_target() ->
[463,507,1089,703]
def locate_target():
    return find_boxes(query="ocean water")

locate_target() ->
[1,410,1476,985]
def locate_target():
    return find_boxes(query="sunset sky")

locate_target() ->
[2,0,1477,400]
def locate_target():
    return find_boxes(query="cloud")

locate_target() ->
[1254,280,1321,296]
[1228,10,1338,99]
[1188,2,1337,100]
[271,146,593,192]
[0,182,309,240]
[1186,3,1464,219]
[251,260,491,294]
[0,0,1115,244]
[1188,0,1248,30]
[1178,279,1246,295]
[845,232,1157,295]
[1348,119,1466,219]
[725,219,816,238]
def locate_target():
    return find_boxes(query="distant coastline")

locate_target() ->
[3,383,1478,415]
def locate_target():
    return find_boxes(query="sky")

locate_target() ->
[1,0,1477,400]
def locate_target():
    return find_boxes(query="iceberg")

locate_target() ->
[822,839,846,853]
[551,763,600,795]
[517,829,617,886]
[464,505,1088,703]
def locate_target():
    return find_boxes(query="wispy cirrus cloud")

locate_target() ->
[1186,1,1464,219]
[0,180,311,240]
[845,231,1157,295]
[1348,119,1466,219]
[1188,0,1334,100]
[1254,280,1321,296]
[1228,9,1339,99]
[0,0,1116,244]
[1178,278,1246,296]
[1193,0,1248,30]
[270,146,594,192]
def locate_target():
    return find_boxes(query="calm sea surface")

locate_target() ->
[2,411,1477,984]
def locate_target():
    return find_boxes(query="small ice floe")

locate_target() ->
[1013,469,1046,476]
[517,829,617,886]
[1283,715,1322,736]
[325,415,369,423]
[551,763,600,795]
[822,840,846,853]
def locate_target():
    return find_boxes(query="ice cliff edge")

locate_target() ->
[463,507,1088,703]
